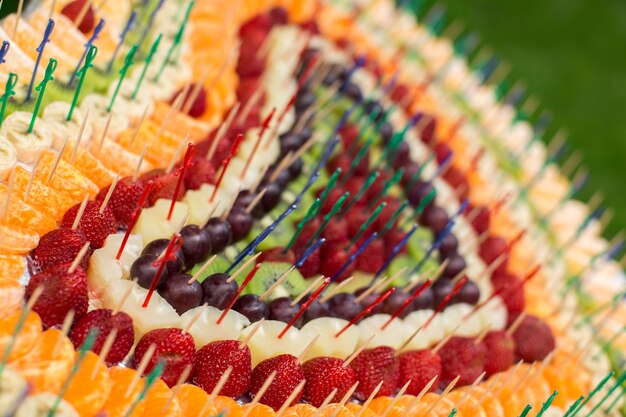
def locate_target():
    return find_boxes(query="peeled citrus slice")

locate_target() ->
[100,367,146,417]
[282,403,318,417]
[0,223,40,254]
[241,403,275,417]
[35,151,99,201]
[0,279,24,319]
[174,384,209,417]
[64,351,112,417]
[0,310,41,361]
[0,184,57,235]
[60,144,116,189]
[140,378,182,417]
[13,166,73,219]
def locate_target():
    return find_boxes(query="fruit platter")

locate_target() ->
[0,0,623,415]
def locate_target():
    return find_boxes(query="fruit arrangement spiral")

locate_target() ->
[0,0,623,416]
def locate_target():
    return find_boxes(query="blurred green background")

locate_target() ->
[413,0,626,238]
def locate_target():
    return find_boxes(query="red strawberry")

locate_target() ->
[192,340,251,398]
[398,349,442,395]
[482,331,515,376]
[250,354,305,410]
[512,315,555,362]
[384,227,407,257]
[434,142,453,164]
[293,244,320,278]
[60,0,95,34]
[96,177,146,228]
[356,238,384,273]
[61,200,117,249]
[318,187,347,215]
[438,336,486,387]
[133,328,195,387]
[320,243,353,282]
[140,169,186,207]
[346,208,369,237]
[344,177,365,200]
[69,309,134,365]
[374,199,401,232]
[170,83,207,118]
[295,217,321,248]
[350,346,400,401]
[25,263,88,328]
[491,271,525,325]
[237,78,262,104]
[260,247,296,264]
[322,217,349,243]
[302,357,356,407]
[467,204,490,235]
[338,123,360,149]
[443,167,469,201]
[479,236,509,272]
[32,228,91,271]
[183,158,216,190]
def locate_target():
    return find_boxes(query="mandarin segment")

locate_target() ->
[0,310,42,361]
[63,351,112,417]
[100,367,147,417]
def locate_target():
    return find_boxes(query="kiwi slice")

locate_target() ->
[387,254,439,289]
[189,255,231,283]
[326,270,374,295]
[406,227,433,260]
[242,262,309,300]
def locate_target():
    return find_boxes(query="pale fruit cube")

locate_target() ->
[179,306,250,349]
[401,309,445,351]
[182,184,228,225]
[299,317,359,361]
[132,199,189,243]
[358,314,410,350]
[240,320,313,367]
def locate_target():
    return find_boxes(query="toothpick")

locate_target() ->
[453,372,486,409]
[181,67,211,115]
[208,102,240,161]
[320,277,354,303]
[329,382,359,417]
[240,371,277,417]
[52,309,75,356]
[182,303,208,334]
[473,327,490,345]
[404,375,439,415]
[311,389,339,417]
[188,255,217,284]
[96,111,113,156]
[425,375,460,415]
[90,328,117,379]
[432,325,460,354]
[112,279,136,314]
[477,372,502,405]
[99,174,120,214]
[506,362,536,398]
[68,242,91,273]
[275,379,306,417]
[239,319,264,349]
[74,0,93,30]
[269,151,295,182]
[47,0,56,20]
[125,343,156,397]
[128,105,150,147]
[291,276,324,306]
[245,188,267,214]
[355,275,392,302]
[226,252,262,283]
[297,334,320,363]
[259,266,295,301]
[506,312,527,337]
[343,334,375,368]
[236,88,263,126]
[162,364,193,412]
[46,145,65,186]
[71,195,90,230]
[23,150,42,202]
[12,0,24,39]
[403,260,448,293]
[207,366,233,404]
[166,134,191,174]
[355,381,384,417]
[70,109,90,165]
[132,145,148,182]
[492,360,523,398]
[379,380,412,417]
[155,90,187,142]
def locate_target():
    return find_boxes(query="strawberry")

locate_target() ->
[320,243,353,282]
[318,187,347,215]
[374,199,402,231]
[295,217,321,248]
[356,238,384,273]
[237,78,262,104]
[32,228,91,271]
[96,177,146,228]
[61,200,117,249]
[466,204,490,235]
[512,315,555,362]
[183,158,216,190]
[260,247,296,264]
[302,357,357,407]
[192,340,251,398]
[344,177,366,200]
[293,244,320,278]
[133,328,195,387]
[482,331,515,376]
[25,263,88,328]
[60,0,95,33]
[398,349,442,395]
[434,142,453,164]
[141,169,186,207]
[69,309,134,365]
[350,346,400,400]
[491,271,525,325]
[338,123,360,149]
[346,208,369,237]
[438,336,486,387]
[250,354,305,410]
[443,167,469,202]
[170,83,207,118]
[479,236,509,272]
[383,227,407,257]
[322,217,349,243]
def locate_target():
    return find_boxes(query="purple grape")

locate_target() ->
[453,280,480,305]
[408,181,434,208]
[131,254,169,290]
[227,209,254,242]
[382,290,411,318]
[272,169,292,189]
[438,233,458,260]
[201,273,238,310]
[142,239,185,275]
[269,297,301,327]
[234,191,265,219]
[354,288,384,317]
[233,294,270,323]
[392,141,411,169]
[411,286,434,310]
[288,157,303,178]
[327,293,360,321]
[204,218,232,253]
[442,254,466,279]
[432,279,454,307]
[297,126,313,142]
[279,134,304,155]
[364,100,384,122]
[420,204,450,233]
[379,122,394,145]
[302,299,330,323]
[401,162,421,187]
[343,82,362,101]
[295,91,316,113]
[260,182,282,211]
[159,274,203,314]
[180,225,212,270]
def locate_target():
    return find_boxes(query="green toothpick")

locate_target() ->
[535,391,558,417]
[132,33,162,100]
[569,370,613,415]
[446,409,457,417]
[341,171,380,216]
[317,168,341,211]
[67,45,98,121]
[123,360,165,417]
[307,192,350,246]
[380,200,408,237]
[604,380,626,413]
[404,153,435,193]
[28,58,57,134]
[563,396,585,417]
[402,188,436,228]
[346,201,386,250]
[0,72,17,129]
[154,0,193,82]
[48,329,98,417]
[107,44,138,113]
[369,168,403,208]
[517,404,532,417]
[342,134,375,185]
[581,372,626,417]
[284,198,320,253]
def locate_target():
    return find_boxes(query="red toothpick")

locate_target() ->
[508,228,526,249]
[210,133,244,203]
[492,192,511,214]
[168,142,196,220]
[142,234,184,308]
[217,262,261,325]
[422,276,468,330]
[278,277,331,339]
[241,108,276,178]
[116,180,154,261]
[381,279,432,330]
[335,287,396,338]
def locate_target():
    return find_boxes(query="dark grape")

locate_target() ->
[288,157,303,178]
[131,254,169,290]
[297,126,313,142]
[234,191,265,219]
[295,91,316,114]
[382,290,411,318]
[432,279,454,307]
[364,100,384,122]
[408,181,434,208]
[327,293,360,321]
[442,254,467,279]
[204,218,232,253]
[279,133,304,155]
[233,294,270,322]
[438,233,458,260]
[412,286,434,310]
[272,169,292,189]
[392,141,411,169]
[159,274,203,314]
[453,280,480,305]
[421,204,450,233]
[201,273,239,310]
[227,209,254,241]
[354,288,384,317]
[180,225,212,270]
[260,182,282,211]
[269,297,301,327]
[142,239,185,275]
[379,122,394,145]
[343,82,362,101]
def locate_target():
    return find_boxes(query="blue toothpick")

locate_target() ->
[26,18,54,102]
[107,11,137,73]
[295,238,326,267]
[137,0,164,52]
[69,18,105,86]
[373,223,419,280]
[331,232,378,282]
[0,41,10,64]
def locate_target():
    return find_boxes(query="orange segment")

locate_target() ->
[151,101,212,142]
[241,403,275,417]
[174,384,210,417]
[35,151,99,201]
[0,253,26,281]
[0,184,57,235]
[60,144,116,189]
[282,403,318,417]
[471,386,505,417]
[0,223,40,254]
[446,390,487,417]
[88,137,154,178]
[410,393,455,417]
[345,403,377,417]
[64,351,112,417]
[0,310,41,360]
[213,396,243,417]
[0,279,24,319]
[319,404,355,417]
[13,166,73,219]
[116,120,185,167]
[9,328,75,394]
[140,378,183,417]
[100,367,147,417]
